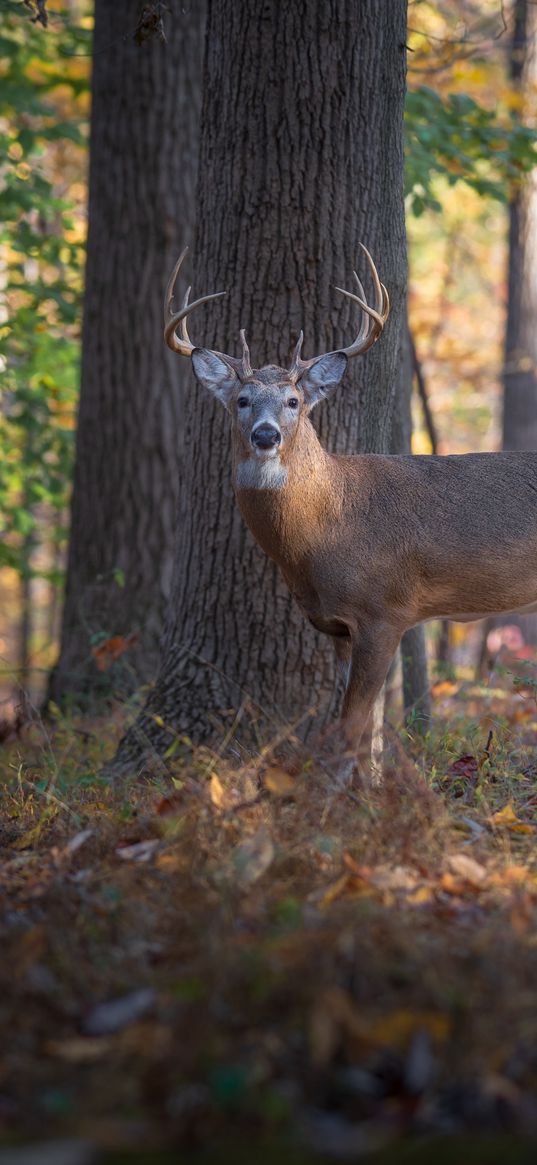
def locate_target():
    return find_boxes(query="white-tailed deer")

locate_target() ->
[165,246,537,778]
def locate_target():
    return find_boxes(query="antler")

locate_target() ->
[164,247,252,376]
[288,243,390,380]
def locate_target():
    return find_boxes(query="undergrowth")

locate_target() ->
[2,673,537,1161]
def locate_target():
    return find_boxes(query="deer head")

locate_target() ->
[164,246,389,469]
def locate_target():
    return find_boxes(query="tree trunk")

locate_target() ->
[390,316,431,731]
[114,0,407,768]
[48,1,205,707]
[493,0,537,648]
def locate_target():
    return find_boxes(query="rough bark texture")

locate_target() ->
[115,0,407,765]
[499,0,537,645]
[49,1,205,706]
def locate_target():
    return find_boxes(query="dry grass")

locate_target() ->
[2,673,537,1162]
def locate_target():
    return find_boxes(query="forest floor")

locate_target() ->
[3,665,537,1163]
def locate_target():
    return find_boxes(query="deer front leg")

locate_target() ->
[335,622,401,785]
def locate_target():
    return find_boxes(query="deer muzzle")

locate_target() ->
[251,423,281,451]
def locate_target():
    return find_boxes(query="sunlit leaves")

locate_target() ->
[0,2,91,597]
[405,86,537,215]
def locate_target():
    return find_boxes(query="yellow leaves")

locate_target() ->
[369,1008,450,1050]
[319,873,371,909]
[488,803,536,834]
[209,773,225,810]
[263,766,295,797]
[310,986,450,1068]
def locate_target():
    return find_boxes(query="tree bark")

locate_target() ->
[114,0,407,767]
[48,1,205,706]
[496,0,537,646]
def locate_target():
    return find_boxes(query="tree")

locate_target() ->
[113,0,408,768]
[48,1,205,706]
[481,0,537,659]
[503,2,537,452]
[390,321,431,730]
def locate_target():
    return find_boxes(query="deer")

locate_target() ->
[164,245,537,781]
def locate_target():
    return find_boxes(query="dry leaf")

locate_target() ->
[489,803,536,833]
[320,872,374,909]
[264,767,295,796]
[368,1008,450,1049]
[447,852,487,888]
[45,1036,111,1063]
[91,633,137,672]
[209,773,225,809]
[83,987,156,1036]
[115,839,159,862]
[407,885,436,905]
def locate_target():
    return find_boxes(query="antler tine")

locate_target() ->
[285,244,390,378]
[333,242,389,357]
[164,246,228,356]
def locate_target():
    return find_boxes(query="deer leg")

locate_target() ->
[335,623,401,785]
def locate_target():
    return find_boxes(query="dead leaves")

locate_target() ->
[318,849,537,924]
[91,634,137,672]
[488,802,536,834]
[310,986,450,1068]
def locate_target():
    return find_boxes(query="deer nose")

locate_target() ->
[251,424,281,449]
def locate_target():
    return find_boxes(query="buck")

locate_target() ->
[165,246,537,779]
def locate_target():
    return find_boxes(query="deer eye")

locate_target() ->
[287,397,299,409]
[237,396,249,408]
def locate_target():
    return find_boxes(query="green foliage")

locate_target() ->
[405,86,537,215]
[0,2,90,587]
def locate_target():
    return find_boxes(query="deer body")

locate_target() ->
[163,246,537,776]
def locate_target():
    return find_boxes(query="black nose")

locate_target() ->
[252,424,281,449]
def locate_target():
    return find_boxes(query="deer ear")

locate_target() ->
[191,348,238,408]
[297,351,348,409]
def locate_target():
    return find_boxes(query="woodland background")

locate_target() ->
[4,1,537,1161]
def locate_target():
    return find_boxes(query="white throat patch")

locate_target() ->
[235,457,288,490]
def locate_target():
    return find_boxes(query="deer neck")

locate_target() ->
[232,417,341,570]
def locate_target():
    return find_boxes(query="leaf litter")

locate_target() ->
[3,683,537,1157]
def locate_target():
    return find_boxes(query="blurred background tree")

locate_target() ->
[47,0,205,710]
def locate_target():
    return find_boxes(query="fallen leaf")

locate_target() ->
[369,1008,450,1049]
[449,754,478,779]
[320,872,373,909]
[407,885,436,905]
[155,793,183,816]
[447,852,487,888]
[45,1036,111,1063]
[91,634,137,672]
[115,839,159,862]
[209,773,225,809]
[83,987,156,1036]
[489,803,536,833]
[264,767,295,796]
[490,802,519,826]
[63,829,94,857]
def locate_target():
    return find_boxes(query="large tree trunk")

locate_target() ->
[114,0,407,767]
[48,1,205,706]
